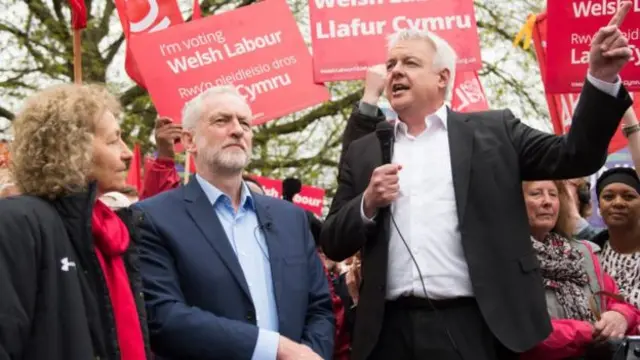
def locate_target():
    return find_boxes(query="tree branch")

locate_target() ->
[120,85,146,107]
[481,61,545,118]
[25,0,71,48]
[52,0,65,24]
[96,0,116,41]
[104,34,125,65]
[0,106,15,121]
[254,89,362,142]
[249,156,338,170]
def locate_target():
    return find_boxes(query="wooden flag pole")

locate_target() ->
[73,29,82,84]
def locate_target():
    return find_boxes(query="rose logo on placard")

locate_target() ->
[459,78,485,104]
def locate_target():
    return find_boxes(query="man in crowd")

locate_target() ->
[134,85,334,359]
[321,4,635,360]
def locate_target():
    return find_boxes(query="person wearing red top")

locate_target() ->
[0,84,149,360]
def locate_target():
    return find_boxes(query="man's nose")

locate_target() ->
[230,119,244,137]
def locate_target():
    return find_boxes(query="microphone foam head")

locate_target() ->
[376,121,394,141]
[282,177,302,201]
[376,120,394,132]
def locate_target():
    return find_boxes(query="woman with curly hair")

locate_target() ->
[0,84,150,360]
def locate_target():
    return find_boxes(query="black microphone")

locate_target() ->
[376,121,395,165]
[282,177,302,202]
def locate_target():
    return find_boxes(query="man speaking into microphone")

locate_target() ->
[320,3,635,360]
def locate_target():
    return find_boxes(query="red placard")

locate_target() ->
[129,0,329,125]
[532,11,640,154]
[451,71,489,112]
[309,0,482,82]
[255,176,325,216]
[546,0,640,94]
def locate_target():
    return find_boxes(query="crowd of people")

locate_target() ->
[1,4,640,360]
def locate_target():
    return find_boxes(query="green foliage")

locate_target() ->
[0,0,552,209]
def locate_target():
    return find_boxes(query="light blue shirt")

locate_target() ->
[196,175,280,360]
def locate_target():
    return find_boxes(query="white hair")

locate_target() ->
[387,29,457,101]
[181,85,248,130]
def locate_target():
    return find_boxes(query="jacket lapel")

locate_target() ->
[183,180,252,301]
[447,110,474,224]
[253,196,284,313]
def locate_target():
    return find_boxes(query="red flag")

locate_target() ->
[68,0,87,30]
[127,143,142,193]
[192,0,202,20]
[113,0,184,88]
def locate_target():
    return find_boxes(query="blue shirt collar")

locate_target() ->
[195,174,255,211]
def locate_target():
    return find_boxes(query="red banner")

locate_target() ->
[130,0,329,126]
[532,11,640,154]
[255,176,325,216]
[309,0,482,82]
[546,0,640,94]
[450,71,489,112]
[114,0,184,88]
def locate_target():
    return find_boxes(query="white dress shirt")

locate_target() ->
[359,74,621,301]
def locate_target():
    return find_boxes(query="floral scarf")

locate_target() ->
[531,232,595,322]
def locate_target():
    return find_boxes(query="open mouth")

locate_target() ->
[391,83,410,96]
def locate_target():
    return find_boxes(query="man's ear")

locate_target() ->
[439,68,451,92]
[182,130,197,154]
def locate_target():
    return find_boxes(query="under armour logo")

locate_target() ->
[60,257,76,272]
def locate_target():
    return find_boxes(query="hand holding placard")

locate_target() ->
[589,1,633,83]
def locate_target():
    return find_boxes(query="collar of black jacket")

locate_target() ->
[47,182,98,259]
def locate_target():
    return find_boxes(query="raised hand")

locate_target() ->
[154,117,182,158]
[589,1,633,83]
[362,64,387,105]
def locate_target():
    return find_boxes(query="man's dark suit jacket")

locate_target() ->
[134,179,334,359]
[321,80,633,360]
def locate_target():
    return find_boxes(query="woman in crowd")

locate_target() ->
[0,84,149,360]
[520,180,638,360]
[592,167,640,309]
